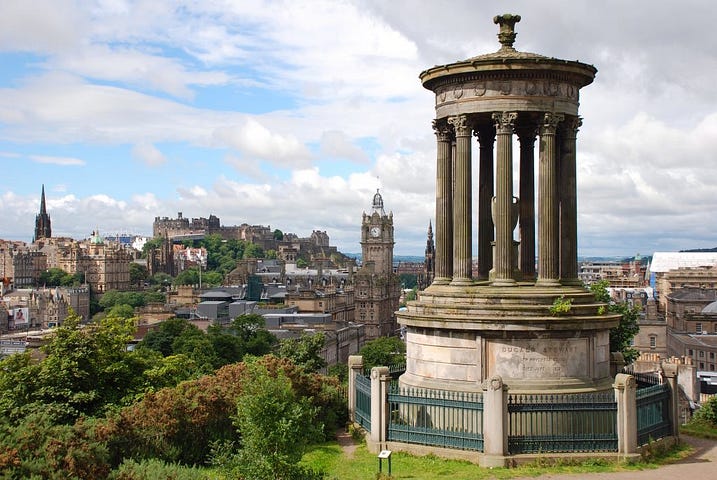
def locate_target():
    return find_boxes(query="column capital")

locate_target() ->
[516,125,539,146]
[559,116,583,138]
[541,112,564,135]
[473,126,496,146]
[432,119,452,142]
[492,112,518,134]
[447,114,471,137]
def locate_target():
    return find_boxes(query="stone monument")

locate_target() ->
[397,14,620,394]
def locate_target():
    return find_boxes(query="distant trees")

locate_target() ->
[359,336,406,370]
[276,332,327,373]
[38,267,83,287]
[590,280,640,363]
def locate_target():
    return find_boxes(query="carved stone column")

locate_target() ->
[475,126,495,280]
[448,114,473,285]
[559,116,582,285]
[491,112,518,286]
[517,125,538,281]
[432,120,453,285]
[536,112,563,286]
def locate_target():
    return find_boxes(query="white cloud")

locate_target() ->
[29,155,85,166]
[132,142,167,167]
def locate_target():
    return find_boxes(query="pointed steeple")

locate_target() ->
[33,184,52,242]
[40,184,47,215]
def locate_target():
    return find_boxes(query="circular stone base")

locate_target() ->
[396,284,620,394]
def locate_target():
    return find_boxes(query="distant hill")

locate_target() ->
[681,247,717,253]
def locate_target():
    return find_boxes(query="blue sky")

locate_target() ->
[1,0,717,256]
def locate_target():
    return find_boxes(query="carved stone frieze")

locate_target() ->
[435,79,580,106]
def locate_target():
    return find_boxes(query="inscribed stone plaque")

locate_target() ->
[487,338,588,379]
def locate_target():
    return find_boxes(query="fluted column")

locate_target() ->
[448,114,473,286]
[491,112,518,286]
[560,116,582,285]
[475,126,495,280]
[517,125,538,281]
[432,120,453,285]
[536,112,564,287]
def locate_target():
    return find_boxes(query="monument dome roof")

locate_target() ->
[420,13,596,91]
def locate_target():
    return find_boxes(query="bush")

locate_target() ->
[695,396,717,426]
[109,458,212,480]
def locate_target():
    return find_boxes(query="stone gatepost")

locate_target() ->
[481,375,508,467]
[614,373,637,456]
[370,366,390,450]
[661,362,680,438]
[348,355,363,423]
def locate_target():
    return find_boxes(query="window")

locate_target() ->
[649,336,657,348]
[700,362,705,369]
[699,351,705,358]
[688,349,694,356]
[711,352,715,360]
[696,322,703,334]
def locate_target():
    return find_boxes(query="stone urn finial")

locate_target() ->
[493,13,521,50]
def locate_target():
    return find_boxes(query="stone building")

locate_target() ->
[1,240,47,290]
[2,285,90,329]
[41,233,132,294]
[354,190,401,340]
[649,252,717,313]
[661,287,717,371]
[285,285,355,324]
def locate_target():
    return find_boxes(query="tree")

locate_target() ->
[174,267,200,286]
[242,242,264,259]
[359,336,406,369]
[38,267,79,287]
[273,229,284,241]
[399,273,418,289]
[129,262,149,287]
[141,237,163,258]
[226,362,322,480]
[276,333,327,373]
[590,280,640,363]
[296,258,308,268]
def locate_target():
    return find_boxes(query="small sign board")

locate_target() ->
[378,450,392,459]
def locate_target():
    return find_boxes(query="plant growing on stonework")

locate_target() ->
[549,295,573,316]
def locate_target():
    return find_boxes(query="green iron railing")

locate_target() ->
[508,392,618,454]
[636,382,671,446]
[387,385,484,452]
[355,372,372,432]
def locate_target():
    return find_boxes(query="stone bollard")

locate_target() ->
[480,375,508,467]
[614,373,637,456]
[348,355,363,423]
[369,366,390,450]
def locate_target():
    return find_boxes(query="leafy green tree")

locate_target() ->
[139,318,197,357]
[149,272,173,287]
[174,267,200,286]
[38,267,79,287]
[359,336,406,369]
[129,262,149,287]
[242,242,264,259]
[296,258,308,268]
[273,229,284,241]
[202,270,223,286]
[141,237,164,258]
[590,280,640,362]
[276,333,327,373]
[225,362,323,480]
[0,311,144,424]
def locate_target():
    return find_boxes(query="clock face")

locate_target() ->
[370,226,381,237]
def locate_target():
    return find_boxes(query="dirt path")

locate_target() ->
[336,429,359,458]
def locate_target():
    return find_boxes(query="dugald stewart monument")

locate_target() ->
[397,14,621,394]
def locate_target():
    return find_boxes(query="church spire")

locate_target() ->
[40,184,47,215]
[34,184,52,242]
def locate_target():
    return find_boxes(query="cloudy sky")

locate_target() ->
[1,0,715,257]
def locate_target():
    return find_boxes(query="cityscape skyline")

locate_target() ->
[1,1,716,256]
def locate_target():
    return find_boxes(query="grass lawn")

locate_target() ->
[300,439,691,480]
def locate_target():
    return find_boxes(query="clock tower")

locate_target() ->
[360,189,394,274]
[356,189,401,339]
